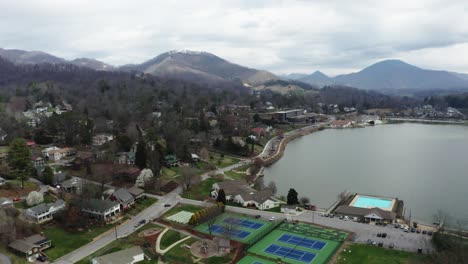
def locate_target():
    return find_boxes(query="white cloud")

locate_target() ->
[0,0,467,74]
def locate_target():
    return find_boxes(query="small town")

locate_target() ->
[1,1,468,264]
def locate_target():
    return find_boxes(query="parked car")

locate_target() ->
[339,215,344,220]
[164,204,171,207]
[378,242,383,247]
[367,239,373,245]
[416,229,421,233]
[352,217,358,222]
[344,216,349,221]
[411,227,416,233]
[417,248,423,254]
[404,227,409,232]
[255,215,261,219]
[269,216,275,221]
[324,213,329,217]
[382,233,387,238]
[329,213,334,218]
[394,224,400,228]
[321,212,325,217]
[428,231,433,236]
[377,233,382,237]
[422,230,427,235]
[372,241,377,246]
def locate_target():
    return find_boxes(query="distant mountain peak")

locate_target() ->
[310,70,329,78]
[167,50,212,56]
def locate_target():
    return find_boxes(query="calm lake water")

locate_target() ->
[264,123,468,227]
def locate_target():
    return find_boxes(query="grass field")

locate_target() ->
[181,178,221,200]
[195,213,274,244]
[43,223,116,260]
[160,229,187,249]
[335,244,431,264]
[208,152,240,168]
[126,197,158,216]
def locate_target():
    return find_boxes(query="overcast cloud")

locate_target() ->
[1,0,467,75]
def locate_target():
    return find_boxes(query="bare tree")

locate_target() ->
[267,181,277,195]
[180,166,198,191]
[299,197,310,205]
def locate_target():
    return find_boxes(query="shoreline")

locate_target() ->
[261,121,465,230]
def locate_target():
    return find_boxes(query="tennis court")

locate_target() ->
[195,213,274,244]
[247,222,347,264]
[208,224,251,239]
[224,216,264,230]
[264,244,316,263]
[278,234,327,250]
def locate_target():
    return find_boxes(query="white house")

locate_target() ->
[24,200,66,224]
[211,180,279,211]
[81,199,121,222]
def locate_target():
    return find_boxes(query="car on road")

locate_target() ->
[339,215,344,220]
[269,216,275,221]
[164,204,171,207]
[255,215,261,219]
[134,219,146,228]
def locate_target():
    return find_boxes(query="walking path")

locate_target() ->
[155,228,192,254]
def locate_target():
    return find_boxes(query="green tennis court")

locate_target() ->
[247,222,348,264]
[195,213,274,244]
[237,255,278,264]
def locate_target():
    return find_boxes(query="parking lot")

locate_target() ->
[295,211,434,254]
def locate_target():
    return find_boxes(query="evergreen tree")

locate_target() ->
[43,166,54,185]
[216,189,227,205]
[7,138,32,188]
[135,141,147,169]
[287,188,299,205]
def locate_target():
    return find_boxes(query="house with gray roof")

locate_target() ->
[92,246,145,264]
[334,205,396,223]
[24,234,51,251]
[211,180,279,210]
[108,189,135,210]
[81,199,120,222]
[24,199,66,223]
[8,239,41,262]
[127,186,144,200]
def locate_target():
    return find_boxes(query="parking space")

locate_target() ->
[294,211,434,254]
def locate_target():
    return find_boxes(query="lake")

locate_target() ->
[264,123,468,227]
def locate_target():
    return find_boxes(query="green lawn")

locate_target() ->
[181,178,221,200]
[208,152,240,168]
[335,244,431,264]
[126,197,158,216]
[224,170,246,180]
[160,229,187,249]
[43,224,116,260]
[0,146,9,153]
[7,179,37,188]
[75,223,162,264]
[162,237,197,263]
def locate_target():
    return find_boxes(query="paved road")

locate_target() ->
[0,253,11,264]
[180,199,434,254]
[53,191,181,264]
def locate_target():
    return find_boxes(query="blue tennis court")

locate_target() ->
[207,224,251,239]
[278,234,327,250]
[223,216,264,230]
[264,244,316,263]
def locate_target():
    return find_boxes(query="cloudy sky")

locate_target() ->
[1,0,467,75]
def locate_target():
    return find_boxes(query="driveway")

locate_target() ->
[0,253,11,264]
[53,191,181,264]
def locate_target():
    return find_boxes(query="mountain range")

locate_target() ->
[1,47,468,92]
[286,60,468,91]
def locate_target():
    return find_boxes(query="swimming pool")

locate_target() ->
[350,195,394,210]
